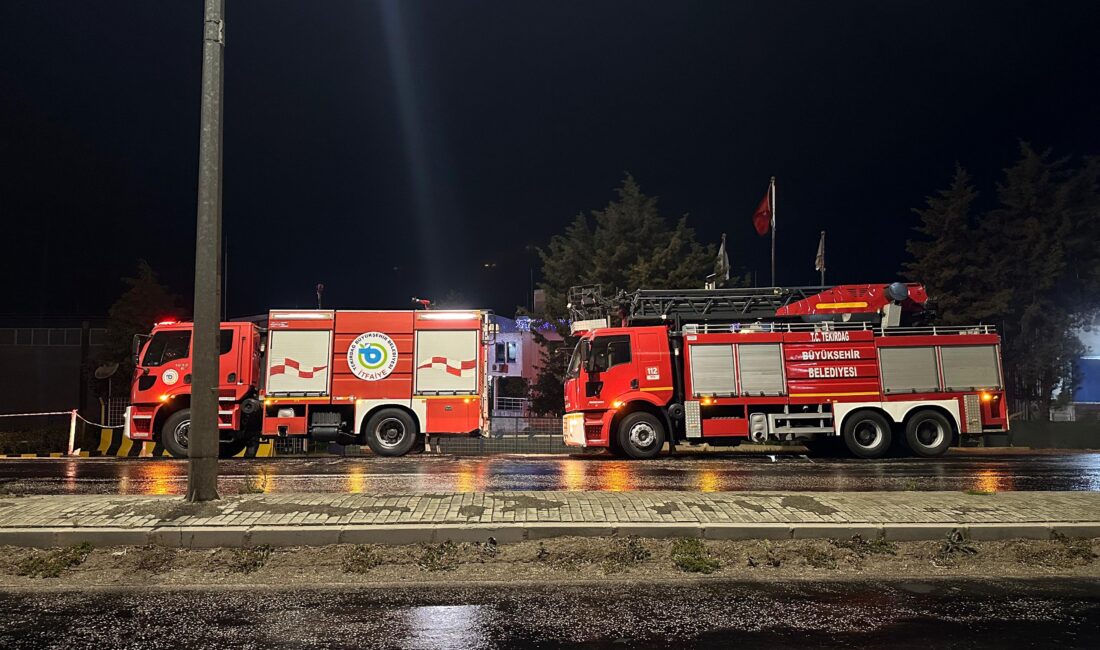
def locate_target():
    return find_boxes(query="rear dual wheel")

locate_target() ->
[903,410,953,458]
[841,410,892,459]
[841,409,953,459]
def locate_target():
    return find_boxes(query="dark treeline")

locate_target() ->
[906,144,1100,419]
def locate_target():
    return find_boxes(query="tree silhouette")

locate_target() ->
[906,144,1100,419]
[529,173,720,414]
[102,260,181,383]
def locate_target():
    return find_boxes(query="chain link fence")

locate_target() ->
[103,397,129,427]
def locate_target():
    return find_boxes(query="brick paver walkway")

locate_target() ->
[1,491,1097,529]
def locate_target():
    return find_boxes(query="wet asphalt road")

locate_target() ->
[1,579,1098,648]
[1,451,1098,495]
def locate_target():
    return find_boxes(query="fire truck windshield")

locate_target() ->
[141,331,191,367]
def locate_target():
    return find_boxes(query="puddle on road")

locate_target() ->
[2,453,1099,495]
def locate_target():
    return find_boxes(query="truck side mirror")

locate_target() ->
[131,334,144,366]
[585,380,603,398]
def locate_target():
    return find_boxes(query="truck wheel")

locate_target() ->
[904,410,953,458]
[163,410,250,459]
[616,412,665,460]
[161,409,191,458]
[842,411,892,459]
[364,409,419,457]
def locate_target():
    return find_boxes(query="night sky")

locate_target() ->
[3,1,1099,321]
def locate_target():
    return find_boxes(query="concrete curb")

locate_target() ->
[2,521,1097,548]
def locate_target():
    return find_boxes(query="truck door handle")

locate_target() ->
[630,379,639,390]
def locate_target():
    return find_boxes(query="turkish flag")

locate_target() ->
[752,193,771,236]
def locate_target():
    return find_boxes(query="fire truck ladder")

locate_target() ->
[568,284,830,326]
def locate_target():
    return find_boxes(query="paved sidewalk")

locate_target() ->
[1,491,1098,547]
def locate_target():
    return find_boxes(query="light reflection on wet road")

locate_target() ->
[1,451,1099,495]
[1,579,1098,648]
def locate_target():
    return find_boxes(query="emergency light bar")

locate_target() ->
[269,311,332,320]
[417,312,479,320]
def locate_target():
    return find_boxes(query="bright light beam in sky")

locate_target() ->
[377,0,447,294]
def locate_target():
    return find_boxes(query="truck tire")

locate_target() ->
[161,409,191,459]
[841,410,892,459]
[904,409,953,458]
[161,409,253,459]
[364,409,419,457]
[616,412,666,460]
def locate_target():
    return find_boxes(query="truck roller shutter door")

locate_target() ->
[415,330,479,394]
[266,330,332,396]
[737,343,785,396]
[879,346,939,394]
[689,344,736,396]
[940,345,1002,391]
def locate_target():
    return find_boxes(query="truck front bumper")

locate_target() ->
[563,413,586,447]
[563,411,611,448]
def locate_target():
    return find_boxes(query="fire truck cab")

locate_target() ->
[126,320,264,458]
[563,283,1008,459]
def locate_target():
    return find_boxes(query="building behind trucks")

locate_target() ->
[125,308,491,457]
[562,282,1009,459]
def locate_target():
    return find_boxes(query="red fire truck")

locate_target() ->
[126,309,491,457]
[562,282,1008,459]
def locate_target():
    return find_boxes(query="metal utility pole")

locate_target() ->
[188,0,226,502]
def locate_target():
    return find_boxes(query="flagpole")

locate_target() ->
[820,230,826,286]
[769,176,776,287]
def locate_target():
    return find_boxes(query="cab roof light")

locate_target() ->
[269,311,331,320]
[418,312,479,320]
[154,319,178,326]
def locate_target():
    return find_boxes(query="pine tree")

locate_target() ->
[904,165,1008,324]
[103,260,181,383]
[538,173,715,317]
[528,173,720,414]
[906,144,1100,420]
[987,144,1098,419]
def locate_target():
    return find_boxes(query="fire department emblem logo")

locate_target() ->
[347,332,399,381]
